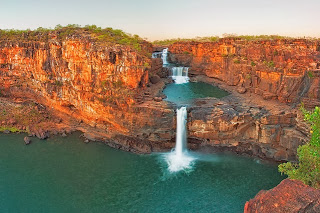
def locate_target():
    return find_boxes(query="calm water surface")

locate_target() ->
[0,133,283,213]
[163,82,229,105]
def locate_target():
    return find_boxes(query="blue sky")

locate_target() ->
[1,0,319,41]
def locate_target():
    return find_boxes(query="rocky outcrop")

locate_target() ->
[244,179,320,213]
[0,31,176,152]
[24,136,31,145]
[186,87,308,161]
[168,39,320,108]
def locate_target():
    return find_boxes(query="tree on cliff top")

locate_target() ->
[0,24,145,52]
[279,105,320,188]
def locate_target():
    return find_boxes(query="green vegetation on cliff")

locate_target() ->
[153,36,220,45]
[0,126,24,133]
[279,105,320,188]
[0,24,145,51]
[153,34,319,45]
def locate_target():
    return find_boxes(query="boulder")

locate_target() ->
[34,129,49,140]
[153,97,162,102]
[24,136,31,145]
[244,179,320,213]
[149,75,161,84]
[83,132,97,142]
[237,86,247,94]
[263,92,277,100]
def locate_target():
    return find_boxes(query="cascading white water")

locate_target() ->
[165,107,195,172]
[152,47,195,172]
[171,67,190,84]
[175,107,187,156]
[162,48,169,65]
[152,52,162,58]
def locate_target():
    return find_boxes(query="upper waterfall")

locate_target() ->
[162,48,169,65]
[171,67,190,84]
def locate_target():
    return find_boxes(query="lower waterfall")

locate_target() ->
[164,107,195,173]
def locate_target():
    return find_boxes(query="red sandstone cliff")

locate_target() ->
[244,179,320,213]
[0,32,318,160]
[169,38,320,107]
[0,29,175,152]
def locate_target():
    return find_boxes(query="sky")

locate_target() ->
[0,0,319,41]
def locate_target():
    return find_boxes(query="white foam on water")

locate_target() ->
[163,107,195,173]
[171,67,189,84]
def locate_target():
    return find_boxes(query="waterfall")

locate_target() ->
[171,67,190,84]
[152,52,162,58]
[175,107,187,156]
[151,48,195,173]
[165,107,195,173]
[162,48,168,65]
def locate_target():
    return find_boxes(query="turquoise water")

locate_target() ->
[0,133,284,213]
[163,82,229,105]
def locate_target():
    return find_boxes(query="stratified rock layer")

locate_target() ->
[244,179,320,213]
[0,36,318,159]
[0,34,176,152]
[169,39,320,107]
[164,38,320,160]
[188,98,306,161]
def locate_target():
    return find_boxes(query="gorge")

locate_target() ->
[1,26,320,212]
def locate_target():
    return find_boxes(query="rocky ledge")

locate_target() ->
[244,179,320,213]
[186,75,309,161]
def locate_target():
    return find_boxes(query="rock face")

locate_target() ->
[169,39,320,108]
[0,32,176,152]
[187,93,308,161]
[244,179,320,213]
[0,34,317,160]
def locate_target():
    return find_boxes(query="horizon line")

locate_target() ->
[0,24,319,42]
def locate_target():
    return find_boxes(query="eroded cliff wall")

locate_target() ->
[164,38,320,160]
[0,32,175,152]
[169,39,320,107]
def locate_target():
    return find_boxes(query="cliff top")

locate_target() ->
[153,35,320,46]
[0,24,149,52]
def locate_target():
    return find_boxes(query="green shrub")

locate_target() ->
[152,36,220,45]
[0,24,147,54]
[0,126,22,133]
[251,61,256,66]
[144,62,150,68]
[268,61,275,68]
[55,80,63,87]
[262,60,275,68]
[279,105,320,188]
[307,71,314,78]
[234,59,240,64]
